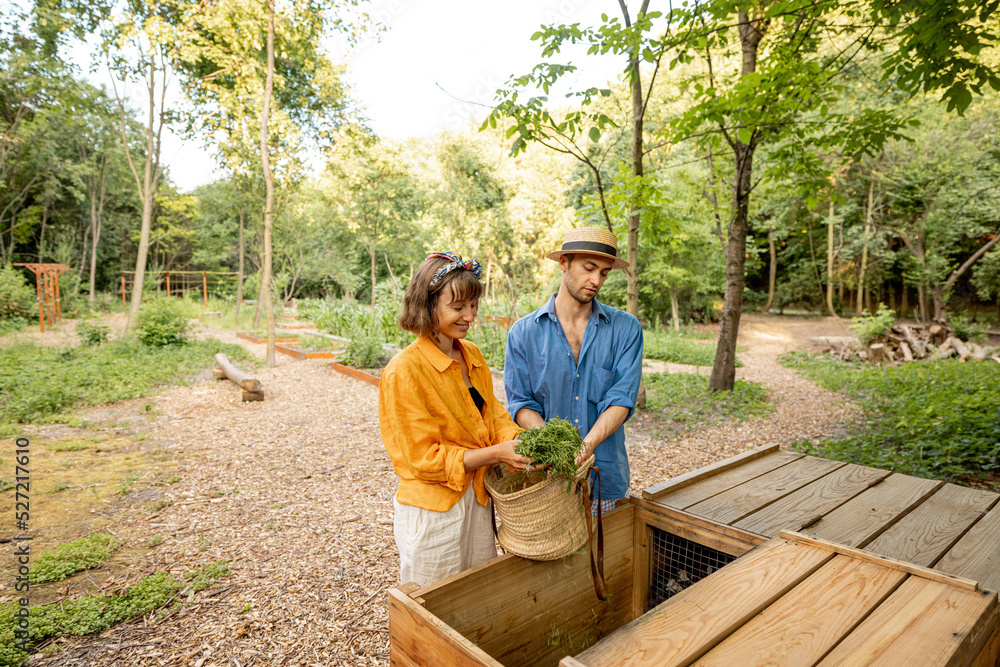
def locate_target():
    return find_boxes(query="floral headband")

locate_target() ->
[427,251,483,287]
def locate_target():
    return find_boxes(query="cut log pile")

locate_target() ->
[214,352,265,401]
[823,322,999,364]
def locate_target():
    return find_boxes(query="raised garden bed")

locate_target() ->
[330,361,380,386]
[236,331,300,344]
[274,344,344,360]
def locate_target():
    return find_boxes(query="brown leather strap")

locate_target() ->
[584,467,607,600]
[489,495,505,555]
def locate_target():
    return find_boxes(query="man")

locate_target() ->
[504,227,643,512]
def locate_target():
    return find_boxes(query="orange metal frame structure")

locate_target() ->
[14,263,72,333]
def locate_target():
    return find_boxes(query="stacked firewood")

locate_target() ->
[825,323,999,364]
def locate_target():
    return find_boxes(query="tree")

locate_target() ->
[102,0,186,327]
[176,0,364,365]
[326,134,420,306]
[662,0,999,390]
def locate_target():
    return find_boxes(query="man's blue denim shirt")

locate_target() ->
[504,295,644,500]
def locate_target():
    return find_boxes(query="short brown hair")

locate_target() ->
[398,256,484,337]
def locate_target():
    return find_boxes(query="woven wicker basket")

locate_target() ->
[485,456,594,561]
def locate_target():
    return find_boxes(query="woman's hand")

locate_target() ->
[463,439,540,472]
[493,439,542,472]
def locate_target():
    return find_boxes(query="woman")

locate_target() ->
[378,251,534,586]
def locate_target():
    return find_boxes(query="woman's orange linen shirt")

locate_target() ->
[378,335,522,512]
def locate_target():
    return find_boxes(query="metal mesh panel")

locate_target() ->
[647,527,737,611]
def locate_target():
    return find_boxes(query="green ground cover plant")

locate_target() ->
[30,534,123,584]
[644,330,742,367]
[515,417,584,480]
[643,372,769,427]
[0,561,229,666]
[780,351,1000,481]
[0,339,253,425]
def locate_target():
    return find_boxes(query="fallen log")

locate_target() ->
[901,325,926,358]
[952,338,971,361]
[899,341,914,362]
[214,353,263,394]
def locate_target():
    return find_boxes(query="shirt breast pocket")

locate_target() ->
[589,365,614,403]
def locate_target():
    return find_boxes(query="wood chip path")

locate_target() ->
[35,314,860,666]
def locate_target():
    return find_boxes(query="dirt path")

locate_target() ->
[31,313,860,666]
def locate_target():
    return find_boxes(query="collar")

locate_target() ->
[416,335,482,373]
[537,294,609,323]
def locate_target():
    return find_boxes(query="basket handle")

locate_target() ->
[584,467,607,601]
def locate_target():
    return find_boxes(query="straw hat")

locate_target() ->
[546,227,629,270]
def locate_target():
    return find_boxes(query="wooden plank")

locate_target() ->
[802,473,943,548]
[969,621,1000,667]
[642,443,780,499]
[816,577,1000,667]
[416,505,635,667]
[780,530,980,591]
[560,658,589,667]
[691,555,907,667]
[390,645,420,667]
[685,455,846,525]
[649,449,804,510]
[938,506,1000,593]
[571,538,834,667]
[865,483,999,567]
[388,587,502,667]
[630,496,768,553]
[734,463,890,537]
[633,506,762,559]
[631,519,651,619]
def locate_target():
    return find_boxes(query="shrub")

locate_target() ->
[468,321,508,370]
[0,265,35,322]
[781,351,1000,481]
[849,304,895,346]
[76,319,109,346]
[136,298,189,347]
[949,315,989,344]
[343,320,383,368]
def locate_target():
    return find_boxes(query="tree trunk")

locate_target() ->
[259,0,276,367]
[370,244,377,307]
[88,164,107,305]
[764,226,776,312]
[669,288,680,332]
[826,200,837,317]
[620,0,650,408]
[857,180,873,316]
[710,9,764,392]
[236,183,245,317]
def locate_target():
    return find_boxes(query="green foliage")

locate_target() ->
[643,373,770,424]
[343,320,384,369]
[515,417,585,488]
[299,297,413,350]
[185,560,229,593]
[75,319,109,346]
[849,304,895,346]
[644,329,742,368]
[949,315,989,344]
[0,267,35,322]
[30,534,123,584]
[467,321,508,370]
[780,352,1000,480]
[136,298,190,347]
[0,339,252,424]
[0,559,230,666]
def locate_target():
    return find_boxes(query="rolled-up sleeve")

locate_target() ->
[504,321,543,419]
[380,370,468,492]
[596,318,644,421]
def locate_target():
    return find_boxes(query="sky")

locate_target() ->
[69,0,630,192]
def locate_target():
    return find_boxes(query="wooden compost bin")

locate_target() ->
[389,444,1000,666]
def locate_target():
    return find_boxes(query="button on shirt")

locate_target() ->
[504,296,643,500]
